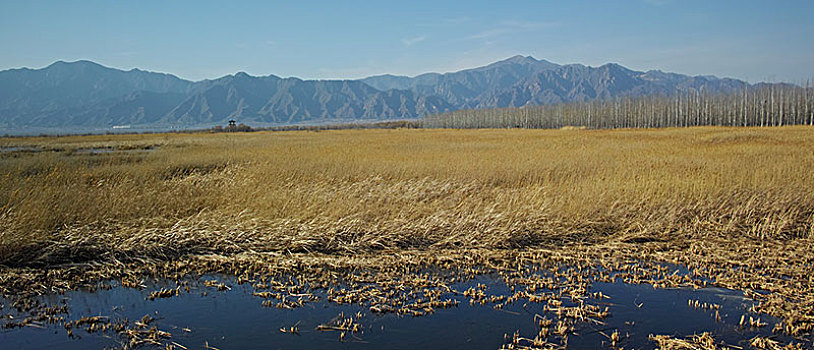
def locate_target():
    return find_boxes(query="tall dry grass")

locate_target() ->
[1,127,813,266]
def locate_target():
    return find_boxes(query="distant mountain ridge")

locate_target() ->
[362,55,746,108]
[0,56,756,133]
[0,61,451,131]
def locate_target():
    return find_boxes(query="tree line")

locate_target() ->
[422,84,814,129]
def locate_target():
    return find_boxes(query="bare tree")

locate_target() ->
[423,84,814,130]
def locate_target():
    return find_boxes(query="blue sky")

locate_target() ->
[1,0,812,82]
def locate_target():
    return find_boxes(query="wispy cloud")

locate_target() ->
[401,36,426,46]
[467,20,559,40]
[468,28,511,40]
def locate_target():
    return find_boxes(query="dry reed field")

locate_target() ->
[1,127,814,348]
[1,127,812,265]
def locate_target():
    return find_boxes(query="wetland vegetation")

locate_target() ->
[1,126,813,349]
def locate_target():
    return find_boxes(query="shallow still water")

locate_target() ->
[1,276,805,350]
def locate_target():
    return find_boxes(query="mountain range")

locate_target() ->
[0,56,751,133]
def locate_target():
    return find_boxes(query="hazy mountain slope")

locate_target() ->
[364,59,749,109]
[164,73,451,125]
[0,62,451,130]
[0,61,196,128]
[362,55,562,108]
[0,60,192,112]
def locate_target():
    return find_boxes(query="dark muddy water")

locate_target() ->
[1,275,806,349]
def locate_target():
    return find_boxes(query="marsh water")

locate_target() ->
[2,274,804,350]
[0,146,157,154]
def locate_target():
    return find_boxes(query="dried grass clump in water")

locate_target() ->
[147,287,179,300]
[649,333,723,350]
[650,333,805,350]
[750,336,804,350]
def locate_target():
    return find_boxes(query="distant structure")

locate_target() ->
[210,119,252,133]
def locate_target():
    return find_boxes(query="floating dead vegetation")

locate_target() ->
[147,287,179,301]
[279,321,301,335]
[316,312,363,341]
[7,304,178,350]
[202,279,230,291]
[649,332,806,350]
[500,330,565,350]
[1,239,812,348]
[59,311,177,349]
[750,335,805,350]
[1,299,69,330]
[649,332,727,350]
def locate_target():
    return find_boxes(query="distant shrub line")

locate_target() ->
[202,120,420,133]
